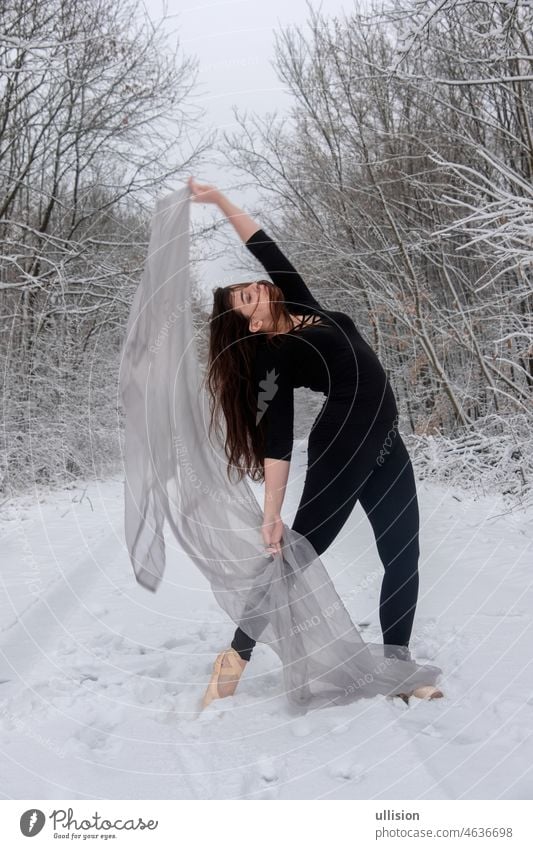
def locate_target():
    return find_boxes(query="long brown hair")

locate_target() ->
[205,279,294,484]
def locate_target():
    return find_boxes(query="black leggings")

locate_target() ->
[231,429,420,662]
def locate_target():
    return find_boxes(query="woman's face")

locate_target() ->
[228,281,274,332]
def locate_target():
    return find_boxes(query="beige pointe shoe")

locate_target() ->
[394,684,444,703]
[411,685,444,700]
[201,648,248,709]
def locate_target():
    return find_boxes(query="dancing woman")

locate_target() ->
[188,177,443,707]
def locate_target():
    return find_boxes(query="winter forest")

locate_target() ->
[1,0,531,506]
[1,0,533,805]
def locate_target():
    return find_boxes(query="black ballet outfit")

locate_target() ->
[231,228,419,663]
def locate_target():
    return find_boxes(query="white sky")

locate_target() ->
[141,0,352,287]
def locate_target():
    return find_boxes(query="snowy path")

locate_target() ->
[1,443,532,799]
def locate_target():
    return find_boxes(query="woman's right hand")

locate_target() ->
[187,176,221,205]
[262,513,284,556]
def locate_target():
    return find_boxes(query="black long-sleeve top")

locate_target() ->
[245,228,399,461]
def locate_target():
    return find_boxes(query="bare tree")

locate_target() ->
[221,0,532,505]
[0,0,211,491]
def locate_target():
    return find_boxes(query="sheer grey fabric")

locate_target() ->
[119,184,442,709]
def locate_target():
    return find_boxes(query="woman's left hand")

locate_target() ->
[187,176,221,204]
[262,513,284,556]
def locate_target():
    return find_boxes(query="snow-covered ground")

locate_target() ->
[1,440,532,800]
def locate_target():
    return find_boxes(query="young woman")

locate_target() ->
[188,176,443,707]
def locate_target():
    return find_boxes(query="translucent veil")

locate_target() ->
[118,184,442,709]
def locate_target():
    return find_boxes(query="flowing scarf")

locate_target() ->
[118,183,442,709]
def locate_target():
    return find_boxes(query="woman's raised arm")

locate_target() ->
[188,176,323,311]
[188,177,261,243]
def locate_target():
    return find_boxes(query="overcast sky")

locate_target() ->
[141,0,352,287]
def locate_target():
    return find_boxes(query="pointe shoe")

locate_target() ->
[393,684,444,703]
[411,685,444,700]
[201,648,248,709]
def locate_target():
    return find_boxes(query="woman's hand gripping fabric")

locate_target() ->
[262,512,284,556]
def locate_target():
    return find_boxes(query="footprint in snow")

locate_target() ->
[259,755,278,781]
[131,677,164,705]
[291,717,314,737]
[402,704,487,745]
[241,755,281,799]
[56,638,77,656]
[155,692,201,725]
[419,723,443,739]
[328,758,365,782]
[161,636,190,650]
[71,719,120,755]
[329,719,356,733]
[136,659,170,679]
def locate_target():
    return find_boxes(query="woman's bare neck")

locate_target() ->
[265,314,311,337]
[284,314,324,334]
